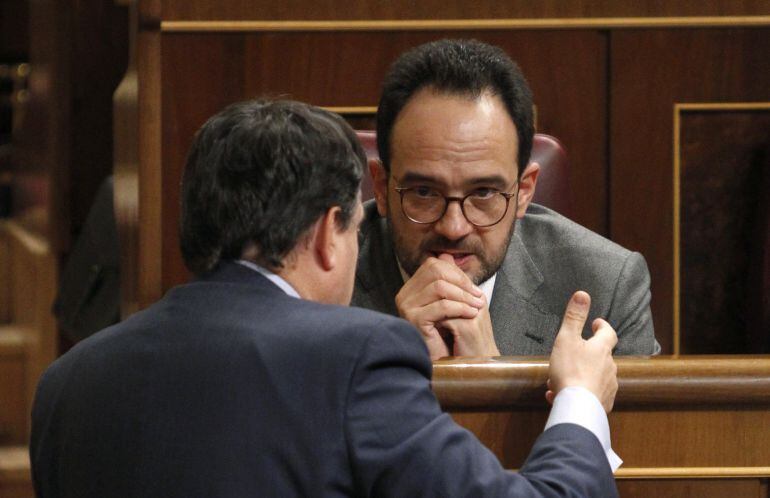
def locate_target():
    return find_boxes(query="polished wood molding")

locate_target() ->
[0,220,51,256]
[676,102,770,112]
[137,32,163,308]
[432,356,770,408]
[0,446,31,485]
[322,106,377,115]
[0,327,26,355]
[0,224,9,324]
[489,466,770,479]
[159,16,770,32]
[114,0,141,317]
[615,467,770,479]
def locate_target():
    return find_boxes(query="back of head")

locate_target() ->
[377,39,534,176]
[180,99,365,274]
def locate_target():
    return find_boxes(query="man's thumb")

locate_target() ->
[438,253,456,265]
[559,291,591,337]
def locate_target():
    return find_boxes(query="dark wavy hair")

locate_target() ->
[180,99,365,274]
[377,39,534,177]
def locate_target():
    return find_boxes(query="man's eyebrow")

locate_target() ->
[466,175,510,189]
[396,172,441,185]
[396,172,512,189]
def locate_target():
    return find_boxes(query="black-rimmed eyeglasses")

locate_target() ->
[394,185,518,227]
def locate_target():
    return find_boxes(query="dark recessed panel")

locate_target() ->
[680,110,770,353]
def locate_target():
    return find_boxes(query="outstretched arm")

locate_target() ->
[345,308,618,497]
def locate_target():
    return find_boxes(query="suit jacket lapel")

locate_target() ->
[490,232,560,355]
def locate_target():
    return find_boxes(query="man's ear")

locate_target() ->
[515,162,540,219]
[369,159,389,217]
[314,206,342,272]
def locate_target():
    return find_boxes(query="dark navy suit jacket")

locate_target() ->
[31,262,617,497]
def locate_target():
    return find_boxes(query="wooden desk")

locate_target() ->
[433,356,770,497]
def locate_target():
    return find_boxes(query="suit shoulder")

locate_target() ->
[520,203,633,259]
[242,295,423,356]
[303,300,420,341]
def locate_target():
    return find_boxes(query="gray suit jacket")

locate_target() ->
[352,201,660,355]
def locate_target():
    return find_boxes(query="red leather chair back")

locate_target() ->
[529,134,571,215]
[355,131,571,217]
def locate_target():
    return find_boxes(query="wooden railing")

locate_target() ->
[434,356,770,497]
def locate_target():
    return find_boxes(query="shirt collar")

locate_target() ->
[236,260,301,299]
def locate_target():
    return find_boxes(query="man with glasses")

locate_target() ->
[353,39,660,358]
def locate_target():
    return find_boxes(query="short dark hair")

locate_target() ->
[180,99,365,274]
[377,39,534,176]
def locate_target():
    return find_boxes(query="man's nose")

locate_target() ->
[433,200,474,240]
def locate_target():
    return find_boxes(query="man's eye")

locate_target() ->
[471,188,497,199]
[413,187,439,198]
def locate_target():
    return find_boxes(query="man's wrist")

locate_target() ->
[545,386,622,471]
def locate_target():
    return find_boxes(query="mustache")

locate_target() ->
[419,235,482,255]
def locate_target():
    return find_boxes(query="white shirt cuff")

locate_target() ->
[544,386,623,472]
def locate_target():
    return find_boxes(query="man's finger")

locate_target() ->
[422,330,451,361]
[558,291,591,337]
[418,257,483,297]
[423,299,480,323]
[427,280,485,309]
[591,318,619,349]
[400,278,484,310]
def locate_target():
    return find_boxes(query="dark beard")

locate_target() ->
[387,211,517,286]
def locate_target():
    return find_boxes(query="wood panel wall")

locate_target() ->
[118,0,770,354]
[610,29,770,354]
[149,1,770,21]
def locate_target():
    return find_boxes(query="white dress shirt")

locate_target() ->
[237,260,301,298]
